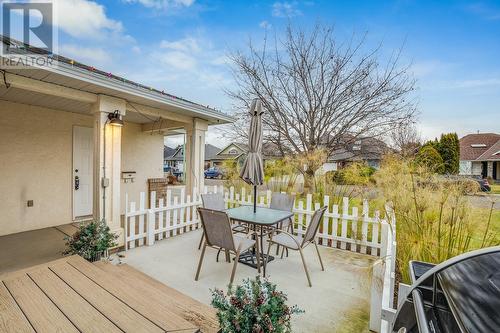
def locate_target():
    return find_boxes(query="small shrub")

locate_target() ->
[211,277,303,333]
[415,145,444,174]
[330,162,376,185]
[64,219,118,261]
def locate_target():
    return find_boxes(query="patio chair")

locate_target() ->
[195,208,261,285]
[198,193,247,254]
[269,192,295,256]
[265,206,327,287]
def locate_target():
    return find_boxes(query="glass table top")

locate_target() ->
[226,205,293,225]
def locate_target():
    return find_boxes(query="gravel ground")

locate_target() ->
[466,194,500,210]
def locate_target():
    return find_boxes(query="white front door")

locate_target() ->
[73,126,94,219]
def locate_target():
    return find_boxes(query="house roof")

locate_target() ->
[0,35,234,125]
[164,144,221,161]
[210,153,244,161]
[214,141,284,160]
[477,139,500,161]
[327,136,388,162]
[459,133,500,161]
[163,146,176,159]
[205,144,221,160]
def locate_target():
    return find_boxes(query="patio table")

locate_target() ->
[226,205,294,275]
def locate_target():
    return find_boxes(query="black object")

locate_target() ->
[392,247,500,333]
[253,185,257,213]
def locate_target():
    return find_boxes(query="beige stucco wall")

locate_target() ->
[120,121,164,214]
[0,100,165,237]
[0,100,93,236]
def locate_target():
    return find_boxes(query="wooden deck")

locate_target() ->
[0,255,219,333]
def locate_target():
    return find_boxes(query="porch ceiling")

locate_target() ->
[0,85,91,114]
[0,85,178,126]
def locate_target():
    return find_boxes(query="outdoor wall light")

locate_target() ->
[108,110,124,127]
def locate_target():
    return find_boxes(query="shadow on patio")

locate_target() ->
[119,229,376,333]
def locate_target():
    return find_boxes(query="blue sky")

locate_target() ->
[14,0,500,144]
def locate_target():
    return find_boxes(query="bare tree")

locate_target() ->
[390,121,422,157]
[227,23,417,185]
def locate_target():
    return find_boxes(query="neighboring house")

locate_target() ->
[459,133,500,181]
[0,36,233,241]
[206,142,284,167]
[322,136,389,172]
[163,145,176,164]
[200,138,387,173]
[164,144,221,172]
[209,142,248,167]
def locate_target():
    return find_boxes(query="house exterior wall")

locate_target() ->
[0,101,93,236]
[459,160,472,175]
[0,100,165,236]
[120,122,164,215]
[321,162,338,172]
[471,162,483,176]
[487,161,494,178]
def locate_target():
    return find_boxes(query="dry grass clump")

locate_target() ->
[374,155,498,283]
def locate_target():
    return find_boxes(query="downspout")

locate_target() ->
[102,118,108,221]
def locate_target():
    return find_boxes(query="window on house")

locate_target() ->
[228,148,238,154]
[353,140,362,151]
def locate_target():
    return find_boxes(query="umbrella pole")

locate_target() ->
[253,185,257,213]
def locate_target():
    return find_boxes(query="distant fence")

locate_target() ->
[124,185,396,332]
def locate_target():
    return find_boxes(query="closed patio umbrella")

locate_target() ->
[240,99,264,213]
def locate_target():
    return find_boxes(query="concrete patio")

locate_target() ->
[120,229,376,333]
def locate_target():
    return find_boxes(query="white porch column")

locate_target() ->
[184,118,208,194]
[92,95,126,246]
[487,161,493,178]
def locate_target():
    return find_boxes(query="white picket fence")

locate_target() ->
[124,185,396,333]
[125,185,392,255]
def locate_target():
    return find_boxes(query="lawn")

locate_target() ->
[490,184,500,195]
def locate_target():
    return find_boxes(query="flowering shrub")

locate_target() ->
[211,277,303,333]
[63,219,118,261]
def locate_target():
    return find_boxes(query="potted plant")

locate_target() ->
[211,277,303,333]
[63,219,118,262]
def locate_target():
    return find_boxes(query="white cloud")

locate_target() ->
[160,37,201,53]
[59,44,110,65]
[122,35,233,110]
[448,78,500,89]
[210,55,229,66]
[154,37,203,71]
[154,50,197,71]
[272,1,302,17]
[411,60,442,78]
[259,20,271,29]
[50,0,123,38]
[124,0,195,10]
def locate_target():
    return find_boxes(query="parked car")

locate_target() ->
[204,167,224,179]
[477,177,491,192]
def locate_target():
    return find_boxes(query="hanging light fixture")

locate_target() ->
[108,110,124,127]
